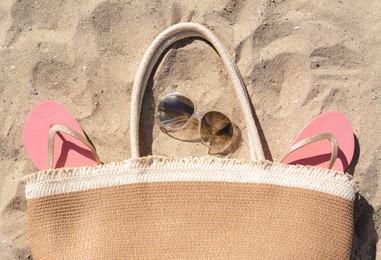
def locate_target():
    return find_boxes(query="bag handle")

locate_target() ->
[130,22,264,161]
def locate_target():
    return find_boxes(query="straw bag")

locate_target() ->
[24,23,355,259]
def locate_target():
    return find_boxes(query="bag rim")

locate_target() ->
[23,155,355,201]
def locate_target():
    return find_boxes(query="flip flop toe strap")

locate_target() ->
[48,125,101,169]
[280,133,338,170]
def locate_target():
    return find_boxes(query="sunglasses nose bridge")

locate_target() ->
[193,111,203,121]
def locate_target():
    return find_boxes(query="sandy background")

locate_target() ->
[0,0,380,259]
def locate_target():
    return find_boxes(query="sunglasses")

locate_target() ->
[156,92,241,154]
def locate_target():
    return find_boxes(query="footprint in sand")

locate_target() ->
[308,44,363,110]
[7,0,79,46]
[7,0,96,119]
[89,1,167,57]
[243,14,364,116]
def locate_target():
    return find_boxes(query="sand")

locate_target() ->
[0,0,380,259]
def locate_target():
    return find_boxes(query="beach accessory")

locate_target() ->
[281,111,354,171]
[156,92,240,153]
[23,100,101,170]
[23,23,355,259]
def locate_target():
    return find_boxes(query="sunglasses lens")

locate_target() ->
[157,94,195,130]
[200,111,233,149]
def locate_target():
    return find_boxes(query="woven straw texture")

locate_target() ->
[24,157,355,259]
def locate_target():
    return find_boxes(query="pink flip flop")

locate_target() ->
[280,111,354,171]
[24,101,101,170]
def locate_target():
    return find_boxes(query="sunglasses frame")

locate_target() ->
[155,92,240,153]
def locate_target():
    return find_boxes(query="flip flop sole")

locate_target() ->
[282,111,354,172]
[24,101,98,170]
